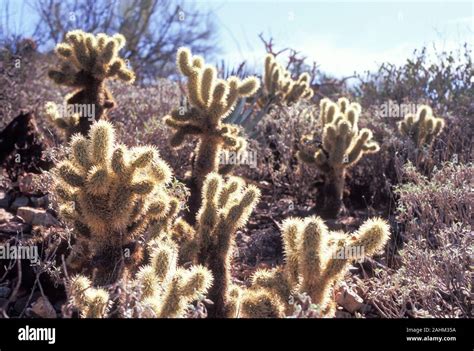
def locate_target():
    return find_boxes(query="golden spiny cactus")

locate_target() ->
[48,30,135,138]
[169,172,260,317]
[68,275,110,318]
[243,216,390,317]
[53,120,173,285]
[68,240,213,318]
[136,240,213,318]
[164,47,260,224]
[259,54,313,107]
[398,105,445,148]
[298,97,380,218]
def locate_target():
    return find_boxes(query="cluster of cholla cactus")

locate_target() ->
[165,173,260,317]
[240,216,390,318]
[47,30,135,138]
[298,97,380,218]
[258,54,313,107]
[53,120,174,285]
[164,47,260,223]
[398,105,445,148]
[67,240,213,318]
[135,240,213,317]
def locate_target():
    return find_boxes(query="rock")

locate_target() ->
[0,209,14,223]
[0,191,10,208]
[0,221,31,234]
[29,296,57,318]
[0,286,11,298]
[335,285,364,313]
[11,196,29,210]
[335,310,353,318]
[16,207,58,227]
[30,194,49,208]
[18,173,36,194]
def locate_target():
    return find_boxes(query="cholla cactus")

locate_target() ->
[298,97,380,218]
[398,105,445,148]
[67,275,110,318]
[164,47,260,223]
[259,54,313,107]
[136,240,213,318]
[48,30,135,138]
[53,120,174,285]
[240,288,285,318]
[67,240,213,318]
[243,216,390,317]
[170,173,260,317]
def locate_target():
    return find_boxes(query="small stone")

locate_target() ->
[335,310,353,318]
[11,196,29,210]
[0,209,14,223]
[0,191,10,208]
[18,173,36,194]
[29,296,57,318]
[16,207,58,227]
[0,221,31,234]
[0,286,11,298]
[30,195,49,208]
[335,286,364,313]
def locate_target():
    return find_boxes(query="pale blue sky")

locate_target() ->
[205,1,473,75]
[2,0,473,76]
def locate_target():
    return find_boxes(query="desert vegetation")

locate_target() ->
[0,1,472,320]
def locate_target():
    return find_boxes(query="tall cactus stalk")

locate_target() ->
[298,98,380,218]
[164,48,260,224]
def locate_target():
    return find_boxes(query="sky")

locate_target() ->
[205,0,473,76]
[2,0,473,77]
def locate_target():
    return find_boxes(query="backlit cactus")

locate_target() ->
[243,216,390,317]
[53,120,173,285]
[164,47,260,223]
[68,240,213,318]
[68,275,110,318]
[172,172,260,317]
[259,54,314,107]
[48,30,135,138]
[398,105,445,148]
[136,240,213,318]
[298,97,380,218]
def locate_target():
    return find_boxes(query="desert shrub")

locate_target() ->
[354,45,473,118]
[395,161,472,243]
[358,162,472,317]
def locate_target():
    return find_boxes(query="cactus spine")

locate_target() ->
[398,105,445,148]
[243,216,390,317]
[259,54,314,107]
[298,97,380,218]
[53,120,173,285]
[164,47,260,224]
[48,30,135,138]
